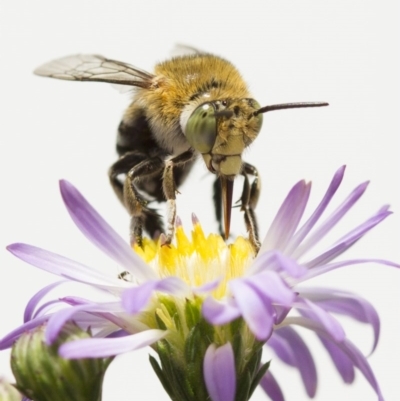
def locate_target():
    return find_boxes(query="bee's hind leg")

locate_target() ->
[240,162,261,253]
[109,153,165,247]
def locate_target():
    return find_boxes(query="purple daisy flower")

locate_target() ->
[0,166,397,401]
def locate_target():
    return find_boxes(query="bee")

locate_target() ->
[34,50,328,252]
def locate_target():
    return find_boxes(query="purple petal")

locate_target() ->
[319,330,384,400]
[274,305,291,325]
[46,304,94,344]
[260,180,311,253]
[203,343,236,401]
[292,181,369,259]
[24,280,65,322]
[122,277,189,314]
[0,315,50,350]
[46,301,125,344]
[318,335,355,383]
[272,252,307,278]
[202,297,241,325]
[267,334,296,366]
[300,288,380,353]
[59,329,166,358]
[260,370,285,401]
[269,327,317,397]
[285,166,346,255]
[304,242,349,269]
[193,279,222,293]
[32,299,65,320]
[106,329,130,338]
[333,207,391,245]
[304,209,392,268]
[7,243,123,287]
[296,297,345,342]
[59,180,156,281]
[335,338,384,401]
[299,258,400,282]
[250,250,307,278]
[229,279,274,340]
[279,316,384,400]
[245,271,295,306]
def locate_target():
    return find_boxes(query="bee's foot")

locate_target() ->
[249,236,261,254]
[159,233,172,248]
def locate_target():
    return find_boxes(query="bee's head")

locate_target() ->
[183,98,263,177]
[182,98,328,239]
[182,98,262,239]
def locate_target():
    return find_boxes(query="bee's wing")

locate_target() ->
[34,54,155,89]
[170,44,207,57]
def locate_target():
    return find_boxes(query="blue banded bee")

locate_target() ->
[34,50,328,251]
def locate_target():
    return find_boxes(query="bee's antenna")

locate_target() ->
[254,102,329,116]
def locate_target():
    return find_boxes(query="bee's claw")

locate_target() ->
[160,233,172,248]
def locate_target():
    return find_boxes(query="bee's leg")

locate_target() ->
[125,157,166,247]
[212,177,224,236]
[240,162,261,252]
[162,150,196,245]
[110,154,165,247]
[108,151,146,206]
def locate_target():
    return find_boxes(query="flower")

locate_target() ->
[1,166,398,401]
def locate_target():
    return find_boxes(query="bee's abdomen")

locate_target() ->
[116,109,162,157]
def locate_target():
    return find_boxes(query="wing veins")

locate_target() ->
[34,54,155,88]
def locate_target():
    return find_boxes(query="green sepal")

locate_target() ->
[159,296,179,317]
[232,328,244,368]
[184,324,203,365]
[196,317,214,344]
[230,317,244,338]
[183,325,209,401]
[148,354,175,400]
[245,348,263,380]
[157,340,195,401]
[235,368,252,401]
[155,310,167,330]
[248,360,271,398]
[184,298,201,328]
[173,310,183,333]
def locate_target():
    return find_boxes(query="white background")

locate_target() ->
[0,1,399,400]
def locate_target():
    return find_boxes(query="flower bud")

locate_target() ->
[11,323,112,401]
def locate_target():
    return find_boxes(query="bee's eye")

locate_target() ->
[185,103,217,153]
[251,100,263,133]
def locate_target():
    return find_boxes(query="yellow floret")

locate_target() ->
[132,222,255,298]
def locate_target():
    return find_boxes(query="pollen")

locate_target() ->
[132,220,255,299]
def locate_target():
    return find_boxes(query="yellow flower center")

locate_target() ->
[133,223,255,299]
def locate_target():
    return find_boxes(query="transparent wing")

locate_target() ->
[170,43,207,58]
[34,54,155,89]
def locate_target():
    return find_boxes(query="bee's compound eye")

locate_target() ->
[252,100,263,132]
[185,103,217,153]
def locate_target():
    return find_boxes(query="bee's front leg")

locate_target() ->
[212,178,223,236]
[240,162,261,252]
[162,150,196,245]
